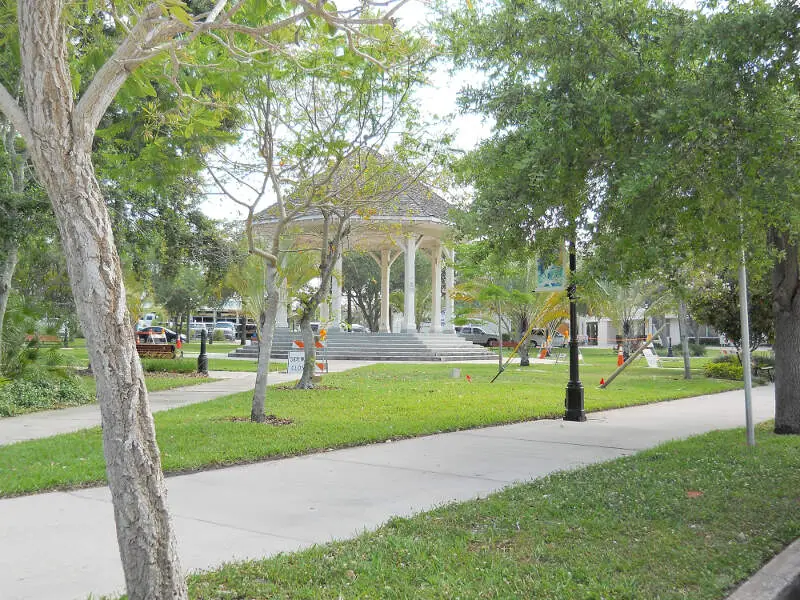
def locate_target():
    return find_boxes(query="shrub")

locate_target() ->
[0,370,93,417]
[712,353,739,364]
[704,361,743,380]
[752,352,775,369]
[688,342,707,357]
[44,346,65,367]
[213,329,226,342]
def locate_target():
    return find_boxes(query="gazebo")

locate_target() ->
[254,177,456,334]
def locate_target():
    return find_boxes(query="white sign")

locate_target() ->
[642,348,660,368]
[287,351,326,374]
[287,351,305,373]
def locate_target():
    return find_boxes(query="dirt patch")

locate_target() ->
[144,372,210,378]
[227,415,294,426]
[274,384,341,391]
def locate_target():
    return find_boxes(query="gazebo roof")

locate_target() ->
[252,156,453,253]
[253,177,451,224]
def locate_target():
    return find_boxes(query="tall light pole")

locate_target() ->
[738,195,755,447]
[564,239,586,421]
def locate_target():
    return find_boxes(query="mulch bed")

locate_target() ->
[227,415,294,426]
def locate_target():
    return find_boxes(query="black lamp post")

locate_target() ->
[197,329,209,375]
[564,242,585,422]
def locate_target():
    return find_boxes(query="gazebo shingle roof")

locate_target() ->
[254,158,451,224]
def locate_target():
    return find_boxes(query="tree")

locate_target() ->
[442,0,800,432]
[342,252,382,331]
[210,30,428,408]
[452,242,568,366]
[0,2,44,357]
[581,278,668,358]
[689,275,774,353]
[291,153,436,388]
[0,2,412,597]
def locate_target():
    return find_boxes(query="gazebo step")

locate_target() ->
[227,332,496,362]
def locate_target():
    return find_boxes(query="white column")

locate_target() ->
[331,255,343,327]
[444,247,455,332]
[319,299,330,323]
[380,249,391,333]
[403,234,416,332]
[431,244,442,333]
[276,278,289,328]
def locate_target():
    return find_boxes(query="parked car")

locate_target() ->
[213,321,237,340]
[189,323,209,339]
[136,326,186,344]
[529,328,566,348]
[457,325,502,347]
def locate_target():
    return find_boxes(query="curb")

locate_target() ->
[727,539,800,600]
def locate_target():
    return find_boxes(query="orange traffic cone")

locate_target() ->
[538,347,548,359]
[617,346,624,366]
[176,337,182,350]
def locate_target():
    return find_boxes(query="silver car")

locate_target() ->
[213,321,237,340]
[457,325,501,347]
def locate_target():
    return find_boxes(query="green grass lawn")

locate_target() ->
[185,424,800,600]
[141,357,285,374]
[43,343,282,373]
[75,374,220,396]
[0,357,742,497]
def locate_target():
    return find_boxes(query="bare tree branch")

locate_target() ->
[74,4,189,143]
[0,83,32,146]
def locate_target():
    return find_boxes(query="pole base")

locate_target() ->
[564,383,586,422]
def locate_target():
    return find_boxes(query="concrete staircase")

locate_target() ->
[227,329,496,362]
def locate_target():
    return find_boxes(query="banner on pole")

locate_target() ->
[535,246,568,292]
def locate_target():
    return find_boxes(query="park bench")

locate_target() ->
[135,343,177,359]
[24,334,61,343]
[753,364,774,382]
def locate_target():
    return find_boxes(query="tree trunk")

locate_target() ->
[678,300,692,380]
[771,230,800,434]
[296,312,316,389]
[295,214,342,388]
[518,315,530,367]
[18,5,187,599]
[251,261,279,421]
[0,240,19,354]
[497,310,503,369]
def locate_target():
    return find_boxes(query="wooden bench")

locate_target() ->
[24,334,62,343]
[136,343,177,359]
[753,365,774,382]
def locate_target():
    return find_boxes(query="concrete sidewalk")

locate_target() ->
[0,360,376,446]
[0,384,775,600]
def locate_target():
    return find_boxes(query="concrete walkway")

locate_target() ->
[0,384,775,600]
[0,360,376,446]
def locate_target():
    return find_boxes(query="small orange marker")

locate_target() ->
[600,378,605,385]
[465,375,472,383]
